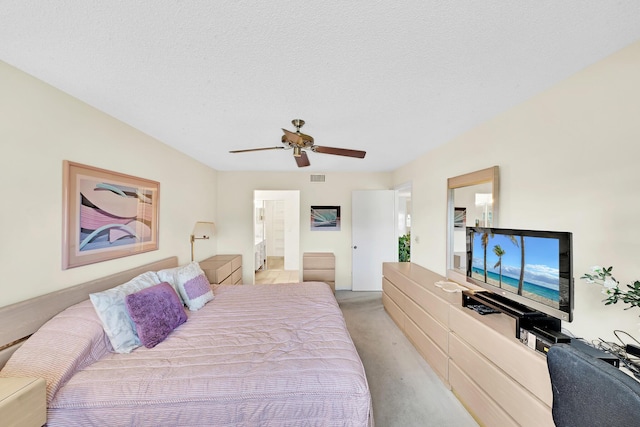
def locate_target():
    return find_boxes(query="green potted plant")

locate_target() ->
[581,266,640,310]
[399,233,411,262]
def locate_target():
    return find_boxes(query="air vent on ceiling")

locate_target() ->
[310,174,325,182]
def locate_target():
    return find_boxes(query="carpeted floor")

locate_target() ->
[336,291,479,427]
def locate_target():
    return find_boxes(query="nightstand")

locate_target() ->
[199,254,243,285]
[0,377,46,427]
[303,252,335,293]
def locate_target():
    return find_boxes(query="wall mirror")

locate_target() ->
[446,166,499,284]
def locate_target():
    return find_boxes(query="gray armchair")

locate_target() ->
[547,343,640,426]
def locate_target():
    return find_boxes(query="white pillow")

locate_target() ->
[89,271,161,353]
[157,262,214,311]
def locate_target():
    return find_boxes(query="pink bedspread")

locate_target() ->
[2,282,372,426]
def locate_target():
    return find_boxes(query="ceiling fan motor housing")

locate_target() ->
[292,119,305,130]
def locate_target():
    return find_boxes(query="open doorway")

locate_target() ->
[253,190,301,284]
[395,182,412,262]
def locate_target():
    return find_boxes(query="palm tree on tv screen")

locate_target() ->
[480,231,493,283]
[507,235,525,295]
[493,244,505,288]
[517,235,525,295]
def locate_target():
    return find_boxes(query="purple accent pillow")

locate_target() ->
[125,282,187,348]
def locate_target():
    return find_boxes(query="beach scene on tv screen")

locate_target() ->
[471,233,560,309]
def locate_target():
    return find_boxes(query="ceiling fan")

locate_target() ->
[229,119,366,167]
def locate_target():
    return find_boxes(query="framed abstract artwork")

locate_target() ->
[62,161,160,269]
[310,206,341,231]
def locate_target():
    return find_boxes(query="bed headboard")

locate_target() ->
[0,256,178,368]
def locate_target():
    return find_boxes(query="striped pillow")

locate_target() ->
[157,262,214,311]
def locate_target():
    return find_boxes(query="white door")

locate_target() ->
[352,190,396,291]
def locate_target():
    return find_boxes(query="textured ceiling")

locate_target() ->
[2,1,640,172]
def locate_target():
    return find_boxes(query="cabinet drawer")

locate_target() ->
[402,281,450,327]
[449,334,553,427]
[219,273,234,285]
[302,269,335,282]
[231,268,242,284]
[449,306,552,406]
[383,266,450,327]
[382,293,405,331]
[382,266,411,294]
[449,361,518,427]
[303,255,335,270]
[230,256,242,272]
[215,263,232,283]
[404,296,448,351]
[405,317,448,382]
[201,263,230,284]
[382,278,408,312]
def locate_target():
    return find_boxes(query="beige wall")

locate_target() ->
[394,41,640,342]
[216,172,392,289]
[0,61,218,306]
[3,39,640,343]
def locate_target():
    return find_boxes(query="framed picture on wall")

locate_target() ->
[310,206,341,231]
[454,207,466,228]
[62,161,160,269]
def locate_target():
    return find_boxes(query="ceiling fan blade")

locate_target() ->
[229,146,284,153]
[294,150,310,167]
[314,146,366,158]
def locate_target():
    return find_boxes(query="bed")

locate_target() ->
[0,257,373,426]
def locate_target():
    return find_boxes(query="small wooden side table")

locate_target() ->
[0,377,46,427]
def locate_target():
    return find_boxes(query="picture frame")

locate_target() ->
[310,206,341,231]
[62,161,160,269]
[454,207,466,228]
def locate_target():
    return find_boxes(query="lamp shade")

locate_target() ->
[192,221,216,239]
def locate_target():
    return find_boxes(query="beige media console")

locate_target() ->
[382,262,554,427]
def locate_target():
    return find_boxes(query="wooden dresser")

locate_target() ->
[302,252,335,292]
[382,262,460,383]
[199,254,242,285]
[382,262,554,427]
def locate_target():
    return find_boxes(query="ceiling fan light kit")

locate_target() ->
[229,119,366,167]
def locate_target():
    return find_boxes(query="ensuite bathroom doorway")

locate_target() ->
[253,190,300,284]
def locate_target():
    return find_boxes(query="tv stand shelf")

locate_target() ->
[462,290,561,339]
[382,262,554,427]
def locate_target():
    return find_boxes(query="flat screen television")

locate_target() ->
[466,227,573,322]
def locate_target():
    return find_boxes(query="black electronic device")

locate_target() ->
[532,326,571,344]
[627,343,640,358]
[519,326,570,355]
[569,339,620,367]
[466,303,501,315]
[465,227,573,323]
